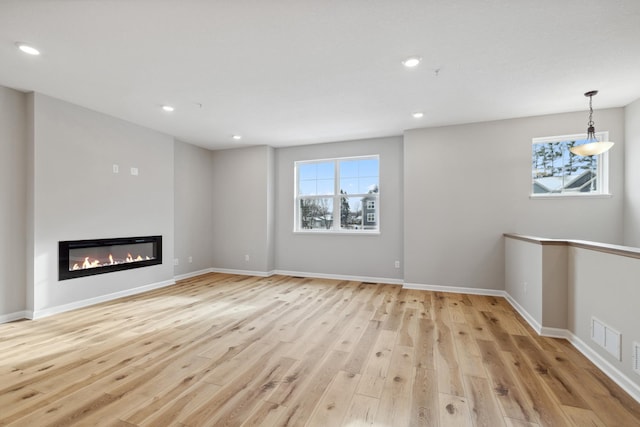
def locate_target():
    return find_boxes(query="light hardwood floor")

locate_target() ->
[1,273,639,426]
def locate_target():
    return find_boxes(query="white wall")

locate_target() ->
[174,140,214,276]
[0,87,27,319]
[404,108,624,290]
[211,145,274,273]
[624,97,640,246]
[28,94,175,315]
[274,137,404,281]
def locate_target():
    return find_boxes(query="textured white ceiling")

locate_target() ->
[1,0,639,150]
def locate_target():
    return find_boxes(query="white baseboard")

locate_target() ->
[0,310,29,324]
[30,279,176,320]
[210,268,275,277]
[403,282,505,296]
[273,269,404,285]
[503,292,543,334]
[566,331,640,403]
[503,291,640,404]
[174,268,214,281]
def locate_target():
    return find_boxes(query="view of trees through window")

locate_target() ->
[531,133,607,195]
[296,156,379,231]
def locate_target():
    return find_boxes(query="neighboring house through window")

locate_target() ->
[295,155,379,232]
[531,132,610,196]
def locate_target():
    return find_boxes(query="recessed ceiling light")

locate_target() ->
[162,105,175,112]
[402,57,421,68]
[232,135,242,140]
[15,42,40,56]
[412,112,424,118]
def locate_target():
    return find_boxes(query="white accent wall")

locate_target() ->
[0,87,27,320]
[27,93,175,317]
[404,108,625,290]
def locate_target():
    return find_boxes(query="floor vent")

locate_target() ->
[591,317,621,361]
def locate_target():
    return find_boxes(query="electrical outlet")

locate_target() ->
[245,254,250,262]
[394,260,400,268]
[112,164,119,174]
[188,256,193,263]
[174,258,179,266]
[130,167,139,176]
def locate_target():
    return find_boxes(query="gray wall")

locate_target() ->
[174,140,214,276]
[29,94,175,314]
[568,246,640,392]
[0,87,27,318]
[274,137,404,281]
[404,108,624,290]
[211,145,274,273]
[624,97,640,246]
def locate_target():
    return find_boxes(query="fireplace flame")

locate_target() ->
[70,252,154,271]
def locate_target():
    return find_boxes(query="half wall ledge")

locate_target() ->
[503,233,640,259]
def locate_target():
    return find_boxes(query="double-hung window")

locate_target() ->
[531,132,610,196]
[295,155,379,232]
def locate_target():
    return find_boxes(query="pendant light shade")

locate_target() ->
[569,90,614,156]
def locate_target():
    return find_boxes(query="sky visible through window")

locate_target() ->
[298,158,379,211]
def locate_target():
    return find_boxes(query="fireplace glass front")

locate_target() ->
[59,236,162,280]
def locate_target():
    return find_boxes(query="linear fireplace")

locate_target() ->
[59,236,162,281]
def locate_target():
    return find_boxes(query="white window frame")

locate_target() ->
[294,155,380,234]
[530,132,611,198]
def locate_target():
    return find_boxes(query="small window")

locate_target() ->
[531,132,609,196]
[295,155,379,232]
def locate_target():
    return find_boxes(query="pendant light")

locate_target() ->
[569,90,614,156]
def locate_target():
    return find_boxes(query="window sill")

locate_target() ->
[529,193,612,200]
[293,230,380,236]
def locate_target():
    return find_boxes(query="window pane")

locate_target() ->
[340,196,362,230]
[316,162,334,179]
[298,161,335,195]
[359,178,379,194]
[361,195,377,229]
[532,138,600,194]
[316,179,334,195]
[299,198,334,230]
[340,177,359,194]
[298,180,317,196]
[339,195,377,230]
[339,158,379,195]
[298,163,317,181]
[295,156,379,232]
[340,160,359,178]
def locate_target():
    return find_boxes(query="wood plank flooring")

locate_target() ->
[1,273,639,426]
